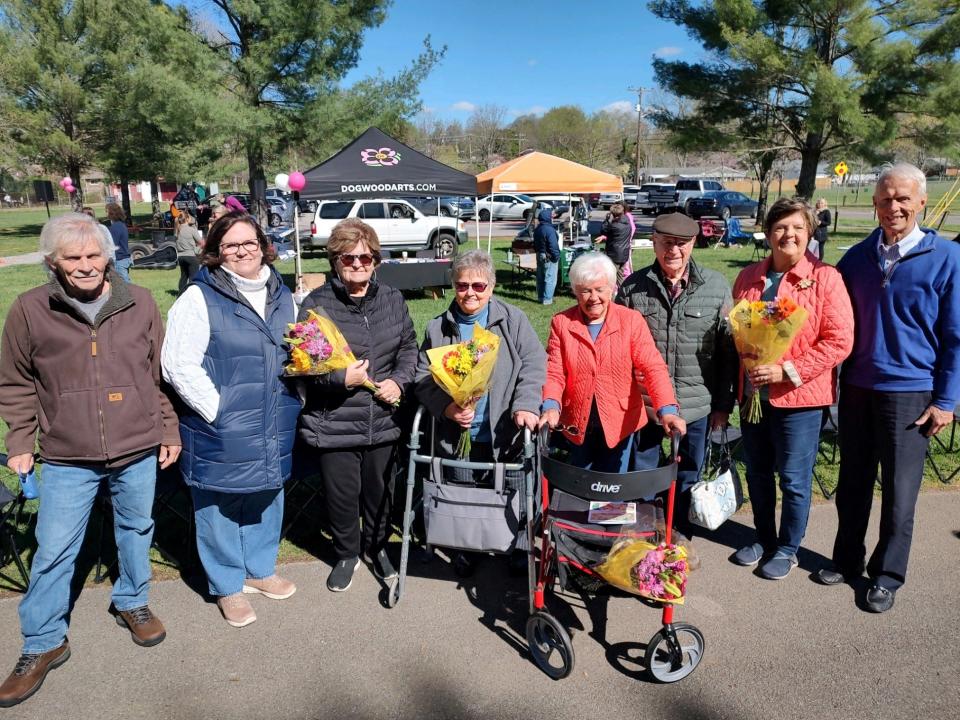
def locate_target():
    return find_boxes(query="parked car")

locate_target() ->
[267,187,317,213]
[640,184,678,215]
[404,195,476,218]
[474,193,537,221]
[267,197,295,227]
[308,198,468,257]
[686,191,759,220]
[599,190,624,209]
[675,178,725,214]
[622,184,642,207]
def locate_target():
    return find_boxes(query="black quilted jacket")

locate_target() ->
[297,277,417,449]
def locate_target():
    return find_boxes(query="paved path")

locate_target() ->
[1,491,958,719]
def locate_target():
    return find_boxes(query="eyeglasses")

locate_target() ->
[220,240,260,255]
[338,253,375,267]
[558,424,580,436]
[454,281,489,293]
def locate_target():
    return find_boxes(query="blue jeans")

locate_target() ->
[536,254,558,304]
[19,453,157,654]
[114,257,132,283]
[741,401,823,556]
[191,487,284,597]
[634,415,709,535]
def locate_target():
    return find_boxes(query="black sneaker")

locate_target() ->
[814,565,863,586]
[365,549,397,580]
[326,557,360,592]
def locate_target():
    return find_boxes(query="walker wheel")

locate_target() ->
[526,611,575,680]
[645,623,705,683]
[386,579,401,609]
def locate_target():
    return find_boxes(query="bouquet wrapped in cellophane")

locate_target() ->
[426,326,500,457]
[727,297,808,423]
[594,540,689,604]
[284,309,393,404]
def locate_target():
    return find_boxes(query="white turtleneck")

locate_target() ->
[161,265,296,423]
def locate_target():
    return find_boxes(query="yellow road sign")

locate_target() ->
[834,161,848,176]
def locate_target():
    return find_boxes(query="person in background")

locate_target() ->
[162,211,300,628]
[595,203,633,286]
[81,206,96,219]
[175,212,203,294]
[210,203,229,224]
[813,198,831,261]
[533,207,560,305]
[106,203,132,282]
[818,163,960,613]
[621,206,636,279]
[298,219,418,593]
[731,197,853,580]
[415,250,546,576]
[0,213,180,707]
[540,252,686,473]
[617,212,738,537]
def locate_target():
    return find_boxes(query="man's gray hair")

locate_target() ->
[451,249,496,287]
[569,252,616,290]
[878,162,927,197]
[40,213,116,270]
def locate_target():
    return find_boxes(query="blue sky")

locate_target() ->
[341,0,698,121]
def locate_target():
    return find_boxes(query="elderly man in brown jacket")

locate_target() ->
[0,213,180,708]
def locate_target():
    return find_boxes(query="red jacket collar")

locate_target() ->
[742,250,819,289]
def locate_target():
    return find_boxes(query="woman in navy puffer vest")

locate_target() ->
[298,218,418,594]
[162,212,301,628]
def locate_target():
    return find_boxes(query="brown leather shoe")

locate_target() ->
[114,606,166,647]
[0,641,70,707]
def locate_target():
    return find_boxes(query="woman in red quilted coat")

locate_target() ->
[540,253,686,472]
[730,198,854,580]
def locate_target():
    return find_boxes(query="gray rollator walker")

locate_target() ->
[390,408,705,684]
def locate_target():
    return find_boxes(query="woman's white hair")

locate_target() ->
[878,162,927,197]
[568,252,616,290]
[451,249,496,287]
[40,213,116,272]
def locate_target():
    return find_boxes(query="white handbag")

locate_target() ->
[689,431,743,531]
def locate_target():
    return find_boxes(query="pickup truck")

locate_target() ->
[640,184,677,215]
[308,198,468,257]
[674,178,725,214]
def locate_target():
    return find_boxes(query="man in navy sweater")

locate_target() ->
[816,163,960,613]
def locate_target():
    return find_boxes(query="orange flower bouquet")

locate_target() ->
[425,326,500,456]
[728,298,808,422]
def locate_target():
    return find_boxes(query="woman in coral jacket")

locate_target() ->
[730,197,854,581]
[539,252,686,473]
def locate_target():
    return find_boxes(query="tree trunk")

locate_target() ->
[754,151,776,224]
[119,178,132,221]
[247,143,267,230]
[150,178,161,223]
[68,163,84,211]
[796,133,823,200]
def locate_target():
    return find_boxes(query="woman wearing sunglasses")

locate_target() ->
[414,250,547,576]
[298,218,418,593]
[540,253,686,472]
[161,211,302,628]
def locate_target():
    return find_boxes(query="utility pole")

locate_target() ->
[628,86,646,184]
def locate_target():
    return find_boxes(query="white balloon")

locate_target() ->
[274,173,290,191]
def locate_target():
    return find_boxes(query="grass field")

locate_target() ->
[0,204,957,593]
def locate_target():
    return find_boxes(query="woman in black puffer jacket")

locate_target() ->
[298,219,418,593]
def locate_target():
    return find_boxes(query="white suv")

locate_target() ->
[474,193,536,221]
[308,198,468,257]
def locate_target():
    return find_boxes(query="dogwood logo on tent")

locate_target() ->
[361,147,401,167]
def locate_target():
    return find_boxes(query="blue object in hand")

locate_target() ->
[18,469,38,500]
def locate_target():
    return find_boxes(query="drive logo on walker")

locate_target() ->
[591,481,622,493]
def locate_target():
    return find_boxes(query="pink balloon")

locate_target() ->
[288,171,306,192]
[61,176,72,187]
[65,184,76,194]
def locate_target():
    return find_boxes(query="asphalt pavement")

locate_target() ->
[1,490,958,720]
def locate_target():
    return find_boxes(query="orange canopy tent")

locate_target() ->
[476,151,623,194]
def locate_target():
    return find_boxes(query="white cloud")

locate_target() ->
[451,101,477,112]
[507,105,547,117]
[600,100,634,114]
[653,46,682,57]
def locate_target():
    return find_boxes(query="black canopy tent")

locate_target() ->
[299,127,477,200]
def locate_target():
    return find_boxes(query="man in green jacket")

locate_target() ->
[0,213,181,707]
[616,212,738,536]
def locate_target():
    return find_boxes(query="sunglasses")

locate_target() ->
[338,253,375,267]
[454,281,489,293]
[558,424,581,437]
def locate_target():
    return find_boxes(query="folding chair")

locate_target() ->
[925,404,960,484]
[750,233,768,262]
[0,479,30,593]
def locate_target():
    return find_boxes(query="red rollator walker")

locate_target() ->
[526,428,705,682]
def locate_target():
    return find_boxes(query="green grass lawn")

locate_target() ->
[0,213,957,593]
